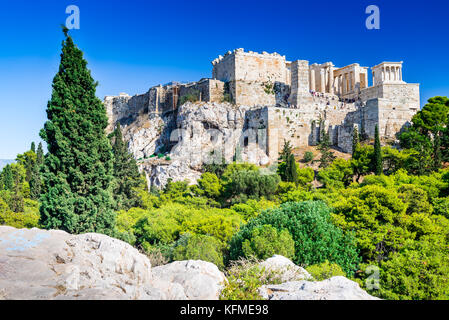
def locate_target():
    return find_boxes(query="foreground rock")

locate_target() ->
[258,255,313,282]
[0,227,376,300]
[259,276,380,300]
[0,226,157,300]
[151,260,226,300]
[0,227,225,300]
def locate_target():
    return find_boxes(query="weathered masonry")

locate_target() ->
[105,48,420,161]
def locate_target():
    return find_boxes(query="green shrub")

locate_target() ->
[172,233,225,269]
[433,197,449,218]
[222,167,280,204]
[241,225,295,260]
[0,198,39,229]
[229,201,360,275]
[128,203,243,248]
[374,235,449,300]
[179,90,200,105]
[220,259,283,300]
[306,260,346,281]
[197,172,222,199]
[303,151,314,163]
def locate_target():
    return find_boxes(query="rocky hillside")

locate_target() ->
[120,102,270,189]
[0,226,378,300]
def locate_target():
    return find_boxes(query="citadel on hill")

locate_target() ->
[104,48,420,186]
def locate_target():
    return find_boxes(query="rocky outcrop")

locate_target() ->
[0,227,376,300]
[259,276,380,300]
[151,260,226,300]
[0,227,225,300]
[119,101,270,189]
[258,255,313,282]
[0,226,156,300]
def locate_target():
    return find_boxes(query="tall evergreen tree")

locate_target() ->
[110,123,143,210]
[352,126,359,157]
[1,165,14,191]
[433,132,442,170]
[39,28,116,234]
[373,125,383,175]
[285,153,298,186]
[29,142,44,200]
[318,131,336,168]
[31,142,36,153]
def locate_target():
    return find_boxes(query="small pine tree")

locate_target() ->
[373,125,383,175]
[318,131,336,168]
[111,123,143,210]
[39,28,116,235]
[279,140,293,163]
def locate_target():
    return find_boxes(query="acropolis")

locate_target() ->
[105,48,420,165]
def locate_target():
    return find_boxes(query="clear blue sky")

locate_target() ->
[1,0,448,158]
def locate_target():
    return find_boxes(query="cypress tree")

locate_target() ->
[286,154,298,186]
[352,126,359,157]
[111,123,142,210]
[433,132,442,171]
[39,28,116,234]
[373,125,382,175]
[2,165,14,191]
[31,142,36,153]
[318,131,336,168]
[30,143,44,200]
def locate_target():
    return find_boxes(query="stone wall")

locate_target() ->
[289,60,310,107]
[178,79,225,104]
[212,49,290,107]
[105,92,150,133]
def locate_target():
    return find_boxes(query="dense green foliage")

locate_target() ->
[306,260,346,281]
[241,225,295,260]
[373,125,382,175]
[172,233,225,269]
[229,201,360,275]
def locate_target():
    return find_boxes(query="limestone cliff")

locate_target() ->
[112,101,270,189]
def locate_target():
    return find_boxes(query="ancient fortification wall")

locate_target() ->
[105,48,420,162]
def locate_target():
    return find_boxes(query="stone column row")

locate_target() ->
[381,66,402,82]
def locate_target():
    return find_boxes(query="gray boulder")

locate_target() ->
[151,260,227,300]
[258,255,313,282]
[259,276,380,300]
[0,227,225,300]
[0,226,158,300]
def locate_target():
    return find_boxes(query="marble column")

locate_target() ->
[320,68,325,93]
[310,69,316,91]
[328,67,334,94]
